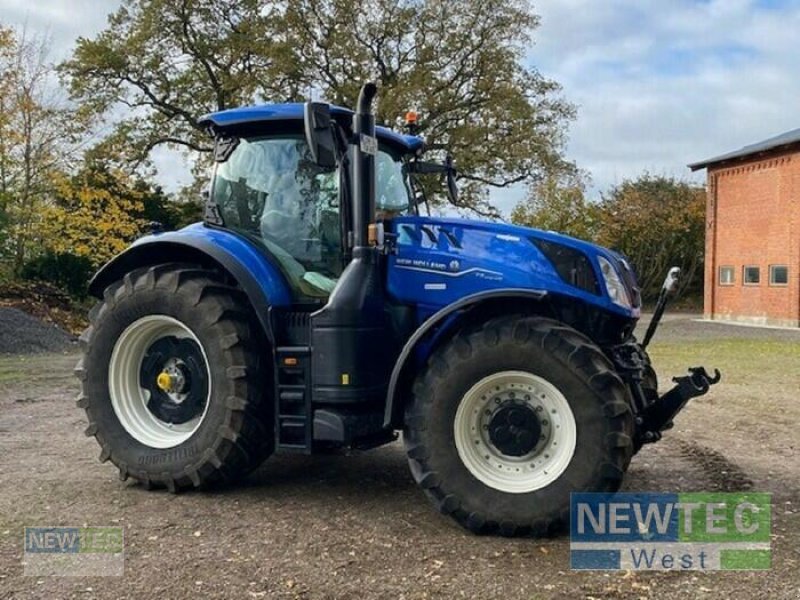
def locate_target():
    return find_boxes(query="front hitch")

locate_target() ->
[638,366,721,444]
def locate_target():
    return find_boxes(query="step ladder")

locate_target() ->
[274,346,312,453]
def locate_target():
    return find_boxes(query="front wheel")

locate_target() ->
[403,315,634,536]
[76,264,273,491]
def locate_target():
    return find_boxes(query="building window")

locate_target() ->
[743,266,760,285]
[769,265,789,286]
[719,266,735,286]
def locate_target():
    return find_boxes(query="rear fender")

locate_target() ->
[383,288,548,428]
[89,223,293,343]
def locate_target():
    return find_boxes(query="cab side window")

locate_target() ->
[213,135,341,297]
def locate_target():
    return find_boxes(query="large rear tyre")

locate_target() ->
[76,264,273,491]
[403,315,634,536]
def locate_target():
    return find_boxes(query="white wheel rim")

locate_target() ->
[454,371,577,494]
[109,315,211,449]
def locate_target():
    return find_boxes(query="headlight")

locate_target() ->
[597,256,632,308]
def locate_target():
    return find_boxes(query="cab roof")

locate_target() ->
[199,103,424,154]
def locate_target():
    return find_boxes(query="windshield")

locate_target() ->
[211,134,413,298]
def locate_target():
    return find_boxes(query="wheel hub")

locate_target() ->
[453,371,577,494]
[139,336,207,425]
[488,403,541,456]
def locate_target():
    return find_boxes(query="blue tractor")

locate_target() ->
[77,83,719,535]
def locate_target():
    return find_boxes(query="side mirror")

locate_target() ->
[304,102,337,169]
[445,155,458,203]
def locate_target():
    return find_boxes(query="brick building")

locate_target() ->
[689,129,800,327]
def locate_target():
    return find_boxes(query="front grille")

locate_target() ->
[532,239,601,296]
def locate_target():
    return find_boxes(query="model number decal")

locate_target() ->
[397,257,448,271]
[395,259,503,281]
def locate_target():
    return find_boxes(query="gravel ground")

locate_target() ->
[0,308,76,355]
[0,316,799,599]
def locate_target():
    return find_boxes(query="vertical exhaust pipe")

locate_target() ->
[310,82,398,410]
[352,82,378,250]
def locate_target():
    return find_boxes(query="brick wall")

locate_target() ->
[704,148,800,327]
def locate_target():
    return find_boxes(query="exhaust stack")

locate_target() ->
[352,82,378,249]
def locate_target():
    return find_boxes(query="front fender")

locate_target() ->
[89,223,293,343]
[383,288,547,428]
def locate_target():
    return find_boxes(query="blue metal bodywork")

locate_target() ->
[200,103,424,153]
[89,223,295,344]
[196,102,640,323]
[387,216,639,322]
[147,223,293,306]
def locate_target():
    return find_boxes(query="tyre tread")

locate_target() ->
[403,314,634,536]
[77,263,273,492]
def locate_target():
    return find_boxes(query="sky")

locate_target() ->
[2,0,799,214]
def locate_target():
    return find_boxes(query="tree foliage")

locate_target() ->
[511,170,596,240]
[512,173,706,302]
[42,164,148,267]
[60,0,291,166]
[20,251,95,298]
[283,0,575,215]
[595,175,706,300]
[60,0,574,214]
[0,26,76,271]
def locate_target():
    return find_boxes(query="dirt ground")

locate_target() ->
[1,316,799,599]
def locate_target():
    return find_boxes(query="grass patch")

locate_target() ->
[648,339,799,387]
[0,353,79,385]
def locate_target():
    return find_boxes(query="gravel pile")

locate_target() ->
[0,307,77,354]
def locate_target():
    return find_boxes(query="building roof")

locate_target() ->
[688,127,800,171]
[199,103,425,153]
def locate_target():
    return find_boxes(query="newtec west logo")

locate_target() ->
[25,527,123,554]
[570,493,771,570]
[23,527,124,576]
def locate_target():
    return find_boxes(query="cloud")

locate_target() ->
[0,0,112,60]
[3,1,799,205]
[1,0,197,192]
[529,0,800,197]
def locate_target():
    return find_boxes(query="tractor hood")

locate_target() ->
[386,215,641,319]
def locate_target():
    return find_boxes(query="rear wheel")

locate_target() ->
[404,315,633,536]
[76,264,273,491]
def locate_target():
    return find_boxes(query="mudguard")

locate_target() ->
[383,288,547,428]
[89,223,293,343]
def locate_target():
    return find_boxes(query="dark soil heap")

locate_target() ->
[0,307,76,354]
[0,281,82,354]
[0,281,87,334]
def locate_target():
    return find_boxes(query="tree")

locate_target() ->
[596,175,706,300]
[0,26,76,271]
[511,170,597,240]
[282,0,575,215]
[41,164,147,267]
[60,0,574,215]
[60,0,292,166]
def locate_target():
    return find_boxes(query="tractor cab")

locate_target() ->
[200,104,426,301]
